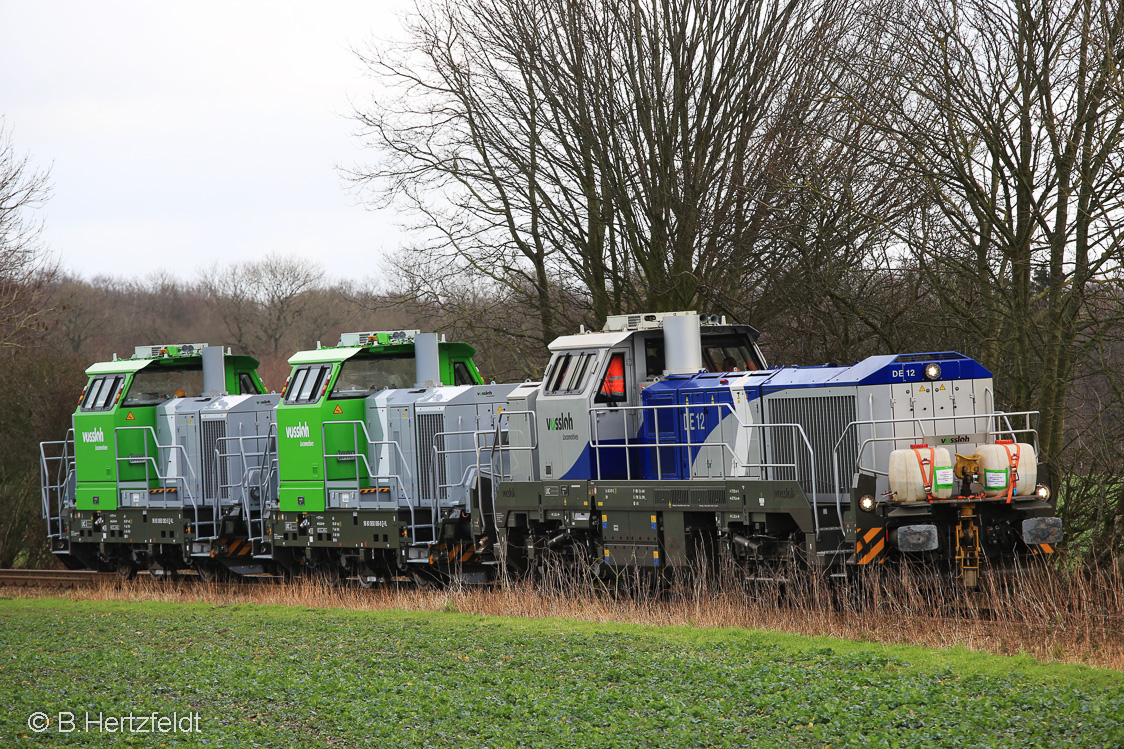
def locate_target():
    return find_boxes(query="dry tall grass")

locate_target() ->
[5,559,1122,670]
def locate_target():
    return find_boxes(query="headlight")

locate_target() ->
[1035,484,1051,501]
[924,363,942,380]
[859,495,875,511]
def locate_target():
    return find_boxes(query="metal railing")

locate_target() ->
[215,423,277,543]
[473,409,538,525]
[112,426,212,538]
[39,430,76,540]
[320,420,421,536]
[483,409,537,481]
[431,428,505,515]
[831,410,1040,508]
[586,401,825,535]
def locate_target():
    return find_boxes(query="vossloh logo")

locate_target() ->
[285,422,311,440]
[544,413,574,432]
[81,428,104,444]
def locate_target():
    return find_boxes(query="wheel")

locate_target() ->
[197,561,232,583]
[315,564,342,587]
[116,561,137,581]
[356,569,379,589]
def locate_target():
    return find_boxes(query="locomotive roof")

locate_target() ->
[548,331,634,351]
[287,340,478,365]
[763,352,992,388]
[548,324,760,352]
[86,353,260,376]
[646,352,992,394]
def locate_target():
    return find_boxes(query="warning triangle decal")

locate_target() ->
[333,405,343,415]
[125,412,135,421]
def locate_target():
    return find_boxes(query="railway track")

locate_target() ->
[0,568,292,591]
[0,569,115,588]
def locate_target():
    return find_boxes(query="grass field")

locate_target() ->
[2,597,1122,748]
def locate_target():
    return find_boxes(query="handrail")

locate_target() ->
[112,426,201,519]
[39,429,75,540]
[320,419,420,538]
[484,409,537,480]
[586,401,822,534]
[432,428,500,513]
[480,409,538,521]
[831,410,1041,510]
[214,424,276,543]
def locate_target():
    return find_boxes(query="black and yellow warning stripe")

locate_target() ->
[216,538,253,557]
[855,527,886,565]
[1031,543,1055,555]
[427,543,476,565]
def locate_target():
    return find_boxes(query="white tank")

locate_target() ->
[975,441,1037,498]
[889,445,954,502]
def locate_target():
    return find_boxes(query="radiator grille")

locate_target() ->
[201,419,229,500]
[656,488,689,507]
[416,413,447,501]
[691,488,725,507]
[767,395,858,498]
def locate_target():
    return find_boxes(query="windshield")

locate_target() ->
[701,335,760,372]
[81,375,125,411]
[329,355,416,399]
[543,351,599,395]
[122,367,205,406]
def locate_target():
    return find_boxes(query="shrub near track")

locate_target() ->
[1,598,1121,748]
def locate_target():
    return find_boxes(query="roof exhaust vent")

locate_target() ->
[663,314,703,376]
[414,332,443,388]
[202,345,225,396]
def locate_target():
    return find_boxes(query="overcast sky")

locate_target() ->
[0,1,411,283]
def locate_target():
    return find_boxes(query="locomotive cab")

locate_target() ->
[44,344,268,576]
[271,329,488,582]
[531,312,765,482]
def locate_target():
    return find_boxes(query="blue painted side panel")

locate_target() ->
[637,352,992,480]
[639,374,737,479]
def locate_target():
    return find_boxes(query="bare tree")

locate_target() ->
[352,0,843,341]
[841,0,1124,463]
[0,121,55,347]
[200,254,327,359]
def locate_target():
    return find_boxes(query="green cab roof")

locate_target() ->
[287,341,479,366]
[85,353,262,377]
[85,359,152,376]
[288,347,364,365]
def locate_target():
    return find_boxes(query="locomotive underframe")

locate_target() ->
[493,476,1058,584]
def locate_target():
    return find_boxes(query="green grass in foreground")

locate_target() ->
[1,598,1122,748]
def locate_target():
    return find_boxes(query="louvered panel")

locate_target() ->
[416,413,447,501]
[691,488,725,507]
[201,418,229,500]
[656,488,689,507]
[767,395,858,498]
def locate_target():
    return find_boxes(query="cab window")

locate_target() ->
[329,355,414,399]
[545,354,571,392]
[286,364,332,404]
[452,361,475,386]
[238,372,258,395]
[81,375,125,412]
[596,351,627,403]
[545,352,597,395]
[122,368,204,407]
[701,335,761,372]
[644,339,665,378]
